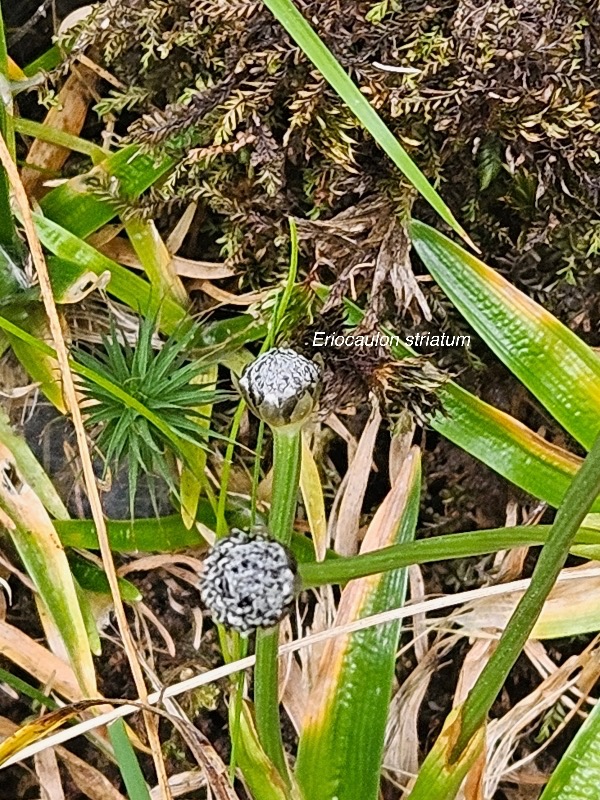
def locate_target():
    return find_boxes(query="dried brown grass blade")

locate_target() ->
[21,67,99,197]
[0,715,126,800]
[333,397,382,554]
[93,235,235,279]
[35,747,66,800]
[0,619,82,701]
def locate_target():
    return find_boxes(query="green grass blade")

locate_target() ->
[69,553,142,603]
[456,431,600,753]
[23,45,63,77]
[0,439,97,697]
[298,524,600,588]
[0,243,26,295]
[4,304,66,412]
[40,145,173,238]
[411,220,600,450]
[295,448,420,800]
[0,6,21,253]
[108,719,152,800]
[14,117,105,161]
[54,499,260,552]
[261,0,472,246]
[0,667,58,709]
[539,694,600,800]
[433,382,593,510]
[234,701,293,800]
[55,514,600,571]
[125,217,188,308]
[341,297,600,512]
[409,431,600,800]
[74,582,102,657]
[56,515,209,552]
[0,407,68,520]
[33,213,188,333]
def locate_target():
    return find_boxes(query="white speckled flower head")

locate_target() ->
[238,348,321,428]
[200,528,297,634]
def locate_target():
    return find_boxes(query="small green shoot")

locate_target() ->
[76,315,227,514]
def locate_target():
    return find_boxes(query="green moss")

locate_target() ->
[65,1,600,323]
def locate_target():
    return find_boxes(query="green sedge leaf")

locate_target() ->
[40,145,173,238]
[0,408,68,521]
[234,701,293,800]
[0,445,97,696]
[411,220,600,450]
[261,0,473,247]
[5,305,66,413]
[433,382,598,511]
[54,500,260,552]
[342,296,600,512]
[539,694,600,800]
[34,215,188,335]
[69,554,141,602]
[295,448,420,800]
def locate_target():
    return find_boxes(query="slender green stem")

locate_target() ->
[0,7,19,254]
[254,426,302,781]
[298,524,600,588]
[268,217,298,348]
[216,399,247,538]
[269,428,302,546]
[229,634,250,781]
[108,719,151,800]
[23,45,63,77]
[0,6,14,159]
[450,431,600,760]
[250,420,266,527]
[254,632,285,775]
[14,117,106,161]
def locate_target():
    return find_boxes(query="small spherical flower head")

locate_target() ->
[238,348,321,428]
[200,528,297,635]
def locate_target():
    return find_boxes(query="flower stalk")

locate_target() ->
[254,426,301,779]
[237,347,321,780]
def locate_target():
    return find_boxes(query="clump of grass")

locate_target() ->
[77,315,226,513]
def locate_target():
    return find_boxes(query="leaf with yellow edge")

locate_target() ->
[0,407,67,520]
[0,442,96,697]
[411,220,600,450]
[295,447,420,800]
[539,682,600,800]
[433,381,597,511]
[39,145,173,239]
[343,296,600,513]
[406,706,486,800]
[0,700,105,767]
[124,217,188,309]
[180,364,218,529]
[300,431,327,561]
[235,700,297,800]
[4,305,66,413]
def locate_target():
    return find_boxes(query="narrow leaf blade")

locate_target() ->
[295,448,421,800]
[411,220,600,449]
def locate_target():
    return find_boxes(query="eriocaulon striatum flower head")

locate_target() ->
[238,347,322,429]
[200,528,298,635]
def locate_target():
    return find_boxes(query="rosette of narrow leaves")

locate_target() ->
[200,527,298,635]
[77,315,226,512]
